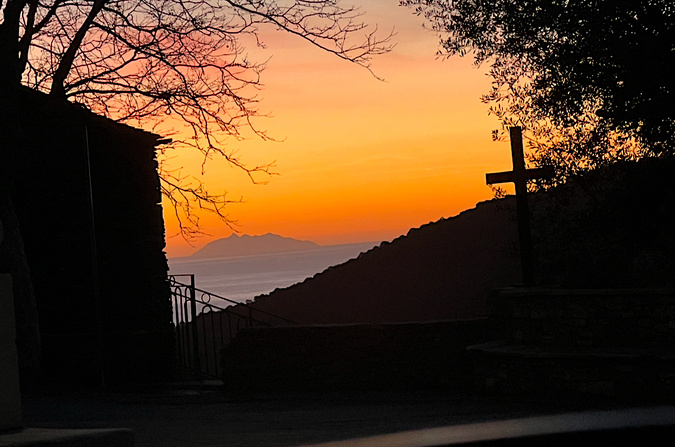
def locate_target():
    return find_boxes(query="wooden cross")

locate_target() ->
[486,127,553,286]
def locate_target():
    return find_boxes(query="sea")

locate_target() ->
[168,242,379,303]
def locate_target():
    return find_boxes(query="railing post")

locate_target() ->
[189,274,201,372]
[169,273,296,378]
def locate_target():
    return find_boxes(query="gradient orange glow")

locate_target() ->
[162,1,515,257]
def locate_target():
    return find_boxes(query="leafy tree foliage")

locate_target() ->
[0,0,392,236]
[403,0,674,184]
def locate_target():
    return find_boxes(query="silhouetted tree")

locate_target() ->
[1,0,392,235]
[403,0,674,185]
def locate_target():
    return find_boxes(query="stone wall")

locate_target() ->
[221,319,493,393]
[492,288,675,347]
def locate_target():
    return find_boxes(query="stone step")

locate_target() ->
[492,288,675,348]
[0,428,133,447]
[469,340,675,400]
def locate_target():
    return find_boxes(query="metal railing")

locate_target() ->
[169,274,295,378]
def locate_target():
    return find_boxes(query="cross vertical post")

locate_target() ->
[510,127,535,286]
[486,127,554,286]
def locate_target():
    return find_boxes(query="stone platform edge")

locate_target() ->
[297,407,675,447]
[0,428,133,447]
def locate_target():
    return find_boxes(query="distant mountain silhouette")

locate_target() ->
[191,233,320,259]
[246,156,675,325]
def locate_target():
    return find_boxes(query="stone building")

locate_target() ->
[4,88,174,387]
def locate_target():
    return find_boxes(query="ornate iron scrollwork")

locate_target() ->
[168,274,295,378]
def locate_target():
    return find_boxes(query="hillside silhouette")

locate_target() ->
[250,199,521,324]
[248,156,675,325]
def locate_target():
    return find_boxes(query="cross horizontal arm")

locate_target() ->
[486,171,514,185]
[486,166,555,185]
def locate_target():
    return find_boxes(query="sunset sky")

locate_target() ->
[162,0,515,258]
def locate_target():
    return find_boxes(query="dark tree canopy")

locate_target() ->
[403,0,675,183]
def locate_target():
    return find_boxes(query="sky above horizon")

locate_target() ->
[162,1,514,258]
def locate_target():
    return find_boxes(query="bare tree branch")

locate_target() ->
[2,0,391,237]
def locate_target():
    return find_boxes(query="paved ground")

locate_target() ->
[21,381,633,447]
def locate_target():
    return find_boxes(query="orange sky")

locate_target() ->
[162,1,515,258]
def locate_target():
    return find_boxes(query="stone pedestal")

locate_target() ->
[1,215,22,431]
[470,288,675,400]
[0,274,22,431]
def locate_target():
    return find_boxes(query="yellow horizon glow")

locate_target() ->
[161,1,515,258]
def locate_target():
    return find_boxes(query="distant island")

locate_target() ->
[191,233,322,259]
